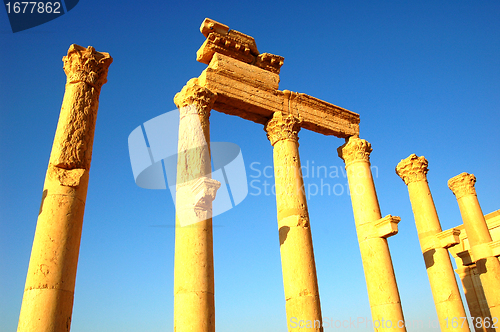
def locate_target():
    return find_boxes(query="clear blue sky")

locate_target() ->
[1,1,499,331]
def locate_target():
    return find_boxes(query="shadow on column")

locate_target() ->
[279,226,290,245]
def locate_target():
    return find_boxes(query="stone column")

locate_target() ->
[396,155,469,331]
[173,78,220,332]
[17,45,112,332]
[264,111,323,331]
[338,137,406,331]
[455,266,492,332]
[449,173,500,326]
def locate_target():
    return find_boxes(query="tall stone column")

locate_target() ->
[264,111,323,331]
[396,154,469,331]
[173,78,220,332]
[449,173,500,326]
[17,45,112,332]
[338,137,406,331]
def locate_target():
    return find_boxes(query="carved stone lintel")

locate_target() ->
[264,111,301,146]
[448,172,477,199]
[395,154,429,185]
[197,18,284,74]
[338,136,372,166]
[174,78,217,120]
[254,53,285,74]
[63,44,113,89]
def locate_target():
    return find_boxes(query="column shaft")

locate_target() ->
[339,137,406,331]
[456,266,493,332]
[449,173,500,328]
[17,45,112,332]
[173,79,219,332]
[265,112,323,331]
[396,155,469,331]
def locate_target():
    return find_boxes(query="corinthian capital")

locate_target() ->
[174,78,217,119]
[338,136,372,166]
[63,44,113,89]
[264,111,302,146]
[448,172,477,199]
[396,154,429,185]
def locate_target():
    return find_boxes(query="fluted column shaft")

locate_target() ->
[17,45,112,332]
[339,137,405,331]
[265,111,323,332]
[396,155,469,331]
[173,78,220,332]
[449,173,500,327]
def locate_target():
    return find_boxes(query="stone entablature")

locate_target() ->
[195,18,360,138]
[447,210,500,266]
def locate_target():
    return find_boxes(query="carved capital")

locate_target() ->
[264,111,302,146]
[448,172,477,199]
[63,44,112,89]
[396,154,429,185]
[338,137,372,166]
[174,78,217,119]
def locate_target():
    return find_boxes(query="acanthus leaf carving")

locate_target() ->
[448,172,477,199]
[174,78,217,120]
[396,154,429,185]
[264,111,302,146]
[63,44,113,89]
[338,136,372,166]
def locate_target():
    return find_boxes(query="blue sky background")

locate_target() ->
[1,1,499,331]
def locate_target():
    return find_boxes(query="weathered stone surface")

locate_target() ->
[265,111,302,146]
[174,77,217,118]
[448,172,477,199]
[396,155,470,332]
[447,210,500,332]
[265,112,323,331]
[448,173,500,323]
[395,154,428,185]
[173,79,219,332]
[18,44,111,332]
[337,136,372,166]
[197,18,285,75]
[196,18,360,138]
[198,53,360,137]
[50,45,112,171]
[174,18,362,332]
[339,137,406,331]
